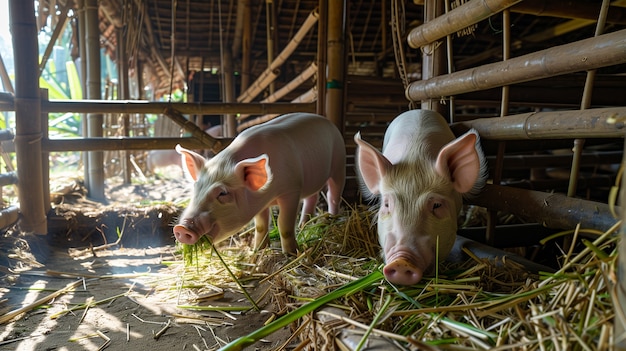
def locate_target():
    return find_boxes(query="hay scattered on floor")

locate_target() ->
[169,204,619,350]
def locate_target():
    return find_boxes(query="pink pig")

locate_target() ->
[173,113,346,254]
[354,109,487,285]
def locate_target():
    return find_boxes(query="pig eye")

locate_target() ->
[218,189,229,197]
[433,202,442,210]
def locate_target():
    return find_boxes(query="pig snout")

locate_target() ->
[383,258,423,286]
[173,224,200,244]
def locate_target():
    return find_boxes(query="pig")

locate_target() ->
[173,113,346,255]
[354,109,487,285]
[146,125,224,173]
[147,149,183,173]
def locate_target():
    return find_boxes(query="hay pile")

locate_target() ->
[174,204,619,350]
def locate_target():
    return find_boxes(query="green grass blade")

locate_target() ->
[219,269,384,351]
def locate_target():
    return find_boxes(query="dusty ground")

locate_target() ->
[0,170,298,351]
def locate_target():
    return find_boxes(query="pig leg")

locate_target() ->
[299,193,319,227]
[253,207,271,250]
[276,193,301,255]
[326,176,343,215]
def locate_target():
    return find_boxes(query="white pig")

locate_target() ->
[354,109,487,285]
[173,113,346,254]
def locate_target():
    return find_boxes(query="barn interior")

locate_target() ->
[0,0,626,350]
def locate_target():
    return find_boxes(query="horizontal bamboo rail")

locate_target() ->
[452,107,626,140]
[407,0,522,49]
[406,29,626,102]
[46,100,316,115]
[0,94,316,115]
[43,136,212,152]
[469,184,620,233]
[486,150,622,169]
[0,206,19,229]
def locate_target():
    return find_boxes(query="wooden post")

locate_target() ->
[325,0,346,132]
[41,89,51,214]
[117,28,132,184]
[9,0,47,234]
[223,50,237,138]
[420,0,446,115]
[85,0,105,201]
[316,0,327,116]
[241,0,251,92]
[616,134,626,349]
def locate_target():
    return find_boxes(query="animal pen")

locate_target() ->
[0,0,626,350]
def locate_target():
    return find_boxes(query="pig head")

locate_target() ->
[354,109,486,285]
[173,113,346,255]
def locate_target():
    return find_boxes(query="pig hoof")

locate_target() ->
[173,225,199,245]
[383,258,423,285]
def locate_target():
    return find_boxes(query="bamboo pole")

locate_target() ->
[38,3,69,77]
[0,53,13,93]
[222,50,237,138]
[9,0,47,235]
[117,26,132,184]
[85,0,105,201]
[240,0,251,92]
[468,184,619,233]
[0,206,19,230]
[42,136,224,152]
[420,0,446,114]
[40,89,50,213]
[406,29,626,102]
[616,130,626,350]
[237,87,317,131]
[237,9,319,103]
[41,100,317,115]
[407,0,522,49]
[316,0,328,116]
[487,9,511,246]
[451,107,626,140]
[265,0,276,95]
[568,0,611,198]
[237,63,317,121]
[325,0,346,131]
[511,0,626,25]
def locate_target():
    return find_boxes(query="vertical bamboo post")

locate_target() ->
[85,0,105,200]
[117,28,131,184]
[325,0,346,132]
[617,136,626,349]
[40,89,51,214]
[567,0,610,198]
[223,50,237,138]
[316,0,328,116]
[486,9,511,245]
[75,0,89,190]
[420,0,446,115]
[265,0,277,95]
[240,0,251,93]
[9,0,47,234]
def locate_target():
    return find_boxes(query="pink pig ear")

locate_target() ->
[435,131,481,194]
[234,154,272,191]
[354,132,392,194]
[175,144,206,181]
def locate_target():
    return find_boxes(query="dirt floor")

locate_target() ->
[0,171,299,351]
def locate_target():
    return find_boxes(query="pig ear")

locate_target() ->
[354,132,392,194]
[234,154,272,191]
[434,131,481,194]
[175,144,206,181]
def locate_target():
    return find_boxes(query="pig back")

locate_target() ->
[231,113,346,196]
[382,110,454,164]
